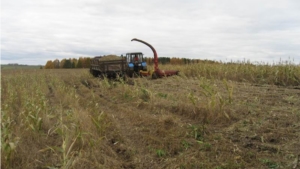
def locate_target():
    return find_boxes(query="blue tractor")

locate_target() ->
[124,52,148,77]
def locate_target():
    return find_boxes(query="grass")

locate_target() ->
[159,60,300,86]
[1,60,300,168]
[1,64,42,70]
[260,159,279,169]
[1,69,110,168]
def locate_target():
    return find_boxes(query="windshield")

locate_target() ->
[127,53,143,63]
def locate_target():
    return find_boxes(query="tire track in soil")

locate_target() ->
[61,80,135,168]
[81,83,192,169]
[95,94,165,169]
[78,78,300,168]
[78,82,145,168]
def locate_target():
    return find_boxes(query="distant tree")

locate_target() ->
[157,57,170,65]
[183,58,191,64]
[82,57,91,68]
[77,57,84,68]
[144,57,153,65]
[60,59,66,68]
[63,59,72,68]
[53,59,60,68]
[45,60,54,69]
[72,58,78,68]
[170,57,180,65]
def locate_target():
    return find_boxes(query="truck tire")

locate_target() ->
[91,69,99,77]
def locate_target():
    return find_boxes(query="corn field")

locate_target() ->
[1,61,300,169]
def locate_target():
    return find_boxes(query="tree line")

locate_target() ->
[44,56,218,69]
[144,57,218,65]
[44,57,91,69]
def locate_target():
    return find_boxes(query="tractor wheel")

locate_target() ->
[96,71,101,77]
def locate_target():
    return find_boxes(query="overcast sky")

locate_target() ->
[1,0,300,65]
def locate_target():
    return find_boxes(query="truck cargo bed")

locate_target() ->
[90,57,127,77]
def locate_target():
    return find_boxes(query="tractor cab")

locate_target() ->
[125,52,147,76]
[126,52,143,63]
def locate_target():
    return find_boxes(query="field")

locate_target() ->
[1,62,300,169]
[1,64,42,70]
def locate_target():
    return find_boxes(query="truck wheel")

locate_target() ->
[95,71,99,77]
[90,69,96,77]
[91,70,100,77]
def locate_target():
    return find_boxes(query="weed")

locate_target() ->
[260,159,279,168]
[200,143,212,151]
[188,124,204,141]
[123,91,133,100]
[156,149,166,157]
[157,92,168,98]
[213,161,244,169]
[140,87,152,102]
[181,140,191,150]
[91,111,106,134]
[1,110,20,167]
[222,79,234,104]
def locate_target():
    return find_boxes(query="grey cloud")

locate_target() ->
[1,0,300,65]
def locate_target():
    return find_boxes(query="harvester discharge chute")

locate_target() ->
[131,38,179,78]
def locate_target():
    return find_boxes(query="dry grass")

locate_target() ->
[159,61,300,86]
[1,61,300,169]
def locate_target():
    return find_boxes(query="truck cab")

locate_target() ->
[125,52,147,77]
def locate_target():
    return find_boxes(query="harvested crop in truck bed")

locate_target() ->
[97,55,122,61]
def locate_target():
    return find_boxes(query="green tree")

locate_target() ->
[72,58,78,68]
[63,59,72,68]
